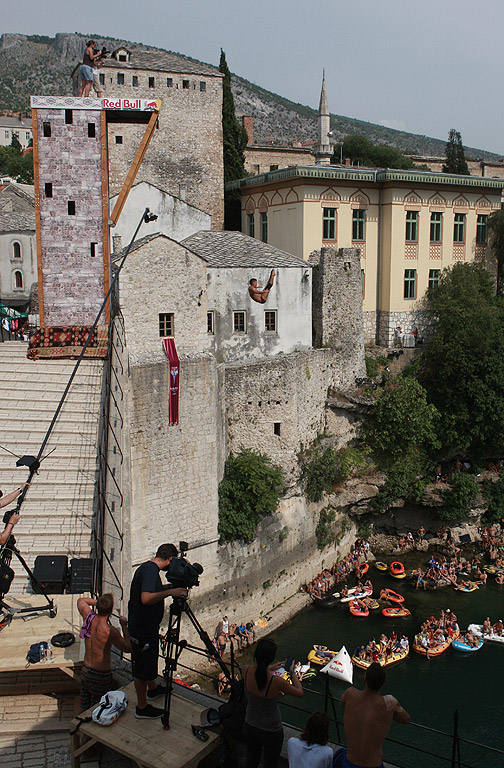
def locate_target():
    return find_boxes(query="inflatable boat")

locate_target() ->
[380,588,404,604]
[339,587,373,603]
[349,601,369,617]
[382,606,411,618]
[452,637,484,652]
[468,624,504,644]
[412,629,460,657]
[307,647,338,666]
[455,584,478,592]
[351,645,409,669]
[390,561,406,579]
[375,561,388,572]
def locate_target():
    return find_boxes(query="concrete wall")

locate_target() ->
[0,230,36,305]
[207,265,311,363]
[110,182,210,248]
[34,106,107,325]
[244,146,315,175]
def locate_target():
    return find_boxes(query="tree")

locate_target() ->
[220,49,249,230]
[218,449,284,542]
[488,207,504,296]
[363,376,439,512]
[0,145,33,183]
[418,263,504,457]
[443,129,469,175]
[331,134,415,170]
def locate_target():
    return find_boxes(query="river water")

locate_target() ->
[265,549,504,768]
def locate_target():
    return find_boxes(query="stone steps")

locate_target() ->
[0,342,104,593]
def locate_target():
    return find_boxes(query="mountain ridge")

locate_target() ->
[0,32,501,162]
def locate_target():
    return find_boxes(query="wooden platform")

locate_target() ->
[0,593,83,694]
[71,682,221,768]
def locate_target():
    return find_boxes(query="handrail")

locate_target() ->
[106,463,124,506]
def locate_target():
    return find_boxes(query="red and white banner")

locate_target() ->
[101,97,161,111]
[162,338,180,425]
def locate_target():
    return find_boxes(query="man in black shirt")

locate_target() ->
[128,543,188,719]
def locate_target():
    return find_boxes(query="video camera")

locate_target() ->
[165,541,203,589]
[94,44,110,58]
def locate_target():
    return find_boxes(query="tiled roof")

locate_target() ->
[0,210,35,233]
[0,116,31,129]
[182,231,308,268]
[103,48,221,77]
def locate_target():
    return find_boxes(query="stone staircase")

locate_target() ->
[0,341,104,593]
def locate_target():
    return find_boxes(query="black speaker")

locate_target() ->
[68,558,94,593]
[0,561,14,596]
[32,555,68,594]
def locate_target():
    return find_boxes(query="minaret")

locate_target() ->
[316,70,332,166]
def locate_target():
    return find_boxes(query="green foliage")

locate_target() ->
[315,506,336,550]
[363,376,439,470]
[439,473,479,522]
[482,475,504,524]
[0,145,33,183]
[365,354,387,379]
[488,207,504,296]
[220,49,248,184]
[443,129,469,175]
[302,446,367,502]
[418,263,504,457]
[332,134,416,169]
[218,449,284,542]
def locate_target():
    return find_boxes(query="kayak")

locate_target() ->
[351,645,409,669]
[412,629,460,656]
[452,637,484,652]
[390,561,406,579]
[375,562,388,572]
[455,584,479,592]
[380,588,405,604]
[382,606,411,618]
[307,648,338,666]
[468,624,504,644]
[340,588,372,603]
[349,602,369,617]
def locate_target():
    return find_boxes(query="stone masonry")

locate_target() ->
[33,104,107,325]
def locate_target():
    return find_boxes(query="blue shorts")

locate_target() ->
[333,747,384,768]
[80,64,94,82]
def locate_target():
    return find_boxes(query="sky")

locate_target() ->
[2,0,504,154]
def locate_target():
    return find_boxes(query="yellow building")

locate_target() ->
[227,166,504,345]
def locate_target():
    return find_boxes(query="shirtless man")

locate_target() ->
[334,663,410,768]
[248,270,275,304]
[77,594,131,712]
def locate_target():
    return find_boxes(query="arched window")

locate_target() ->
[12,242,21,259]
[14,270,23,289]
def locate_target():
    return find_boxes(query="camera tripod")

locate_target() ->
[0,537,55,627]
[160,596,232,729]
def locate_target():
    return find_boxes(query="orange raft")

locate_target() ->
[390,561,406,579]
[412,628,460,657]
[382,606,411,618]
[349,600,369,617]
[380,588,404,604]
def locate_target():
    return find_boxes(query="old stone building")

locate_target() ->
[0,183,36,310]
[72,47,224,229]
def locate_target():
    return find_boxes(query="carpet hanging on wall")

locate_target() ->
[162,337,180,425]
[27,325,108,360]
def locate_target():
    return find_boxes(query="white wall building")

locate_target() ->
[0,115,32,149]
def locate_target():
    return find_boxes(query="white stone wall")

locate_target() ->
[110,182,210,247]
[118,235,211,364]
[207,266,312,363]
[0,230,36,304]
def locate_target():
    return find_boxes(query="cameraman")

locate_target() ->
[0,484,28,545]
[128,543,188,720]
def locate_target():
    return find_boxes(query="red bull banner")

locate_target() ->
[162,338,180,425]
[101,97,161,111]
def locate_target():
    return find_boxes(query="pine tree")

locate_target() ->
[443,129,469,175]
[219,49,248,184]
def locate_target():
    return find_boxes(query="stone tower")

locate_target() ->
[316,71,332,166]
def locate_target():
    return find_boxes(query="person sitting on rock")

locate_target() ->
[248,270,275,304]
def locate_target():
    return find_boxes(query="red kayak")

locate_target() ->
[382,606,411,618]
[380,588,404,604]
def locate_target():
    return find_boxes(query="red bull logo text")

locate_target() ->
[101,98,161,111]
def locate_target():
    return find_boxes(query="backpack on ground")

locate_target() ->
[26,641,48,664]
